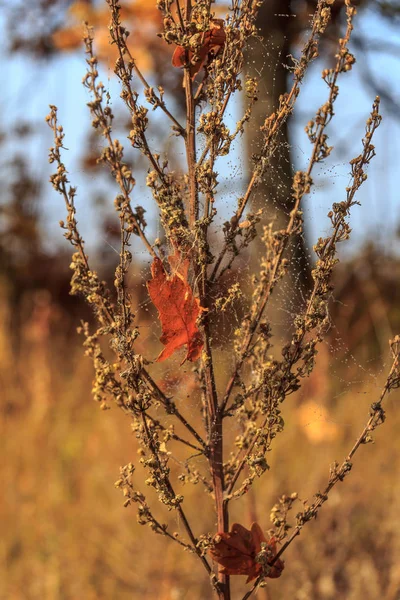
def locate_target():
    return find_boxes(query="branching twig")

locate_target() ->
[224,96,382,497]
[219,3,359,417]
[241,334,400,600]
[210,0,333,283]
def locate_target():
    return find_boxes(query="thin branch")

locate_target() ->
[47,107,206,455]
[107,1,169,178]
[218,3,358,415]
[145,414,204,454]
[224,95,382,497]
[140,413,215,581]
[83,26,157,259]
[210,0,330,283]
[141,370,208,451]
[185,67,199,226]
[241,335,400,600]
[106,0,185,135]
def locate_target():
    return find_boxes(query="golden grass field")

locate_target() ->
[1,250,400,600]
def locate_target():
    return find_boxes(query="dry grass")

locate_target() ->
[1,268,400,600]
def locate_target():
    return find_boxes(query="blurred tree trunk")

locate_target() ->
[247,0,313,312]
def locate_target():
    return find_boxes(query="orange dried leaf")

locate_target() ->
[210,522,285,583]
[52,26,83,51]
[172,19,226,79]
[147,257,203,363]
[53,0,161,72]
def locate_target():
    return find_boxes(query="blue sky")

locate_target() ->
[1,1,400,261]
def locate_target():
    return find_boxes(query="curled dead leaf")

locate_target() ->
[209,522,285,583]
[172,19,226,79]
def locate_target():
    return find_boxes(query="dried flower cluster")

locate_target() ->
[47,1,400,598]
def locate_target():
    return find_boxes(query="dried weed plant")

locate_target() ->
[46,1,400,598]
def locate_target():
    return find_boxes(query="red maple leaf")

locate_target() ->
[210,522,285,583]
[172,19,226,79]
[147,256,203,363]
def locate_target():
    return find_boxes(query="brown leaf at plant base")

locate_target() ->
[210,522,285,583]
[147,256,203,363]
[172,19,226,79]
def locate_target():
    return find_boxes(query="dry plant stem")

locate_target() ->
[47,111,207,455]
[104,3,220,588]
[83,28,156,259]
[181,3,229,596]
[195,0,259,167]
[141,370,207,451]
[226,413,268,497]
[106,0,184,135]
[196,91,231,167]
[48,110,213,581]
[182,0,199,227]
[47,111,114,327]
[47,118,211,573]
[176,0,185,30]
[108,1,167,180]
[50,113,206,425]
[200,274,230,596]
[185,68,199,226]
[154,521,194,551]
[197,127,227,569]
[178,0,230,595]
[226,96,382,499]
[210,0,331,283]
[241,336,400,600]
[82,30,208,452]
[143,415,203,454]
[204,328,230,598]
[140,413,213,577]
[218,1,356,416]
[198,168,227,575]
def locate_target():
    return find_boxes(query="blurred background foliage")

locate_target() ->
[1,0,400,598]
